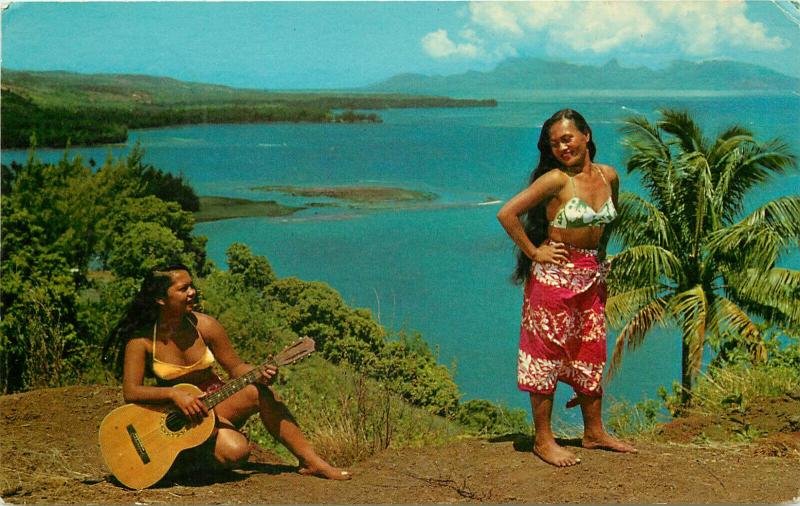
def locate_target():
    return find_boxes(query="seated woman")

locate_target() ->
[103,263,350,480]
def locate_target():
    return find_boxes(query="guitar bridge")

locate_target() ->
[126,424,151,464]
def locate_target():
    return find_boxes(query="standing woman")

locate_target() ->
[497,109,636,467]
[103,264,350,480]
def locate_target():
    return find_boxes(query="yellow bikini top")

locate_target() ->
[151,319,216,381]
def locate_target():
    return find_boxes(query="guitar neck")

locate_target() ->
[202,362,272,410]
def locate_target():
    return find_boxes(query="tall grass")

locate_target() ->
[18,292,80,390]
[243,356,463,466]
[606,398,665,439]
[688,365,800,416]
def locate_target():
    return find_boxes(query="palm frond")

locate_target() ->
[712,125,752,145]
[612,192,676,248]
[726,267,800,330]
[669,285,708,379]
[707,196,800,267]
[682,151,716,250]
[606,296,670,381]
[739,195,800,234]
[716,139,795,222]
[606,284,665,327]
[619,115,667,158]
[608,245,685,290]
[707,295,764,360]
[741,138,796,173]
[667,153,706,249]
[712,145,748,221]
[620,115,678,212]
[658,109,707,154]
[708,126,752,167]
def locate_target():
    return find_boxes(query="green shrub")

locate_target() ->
[607,398,664,439]
[454,399,529,436]
[226,242,276,290]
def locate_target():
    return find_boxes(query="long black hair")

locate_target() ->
[512,109,597,284]
[102,264,192,374]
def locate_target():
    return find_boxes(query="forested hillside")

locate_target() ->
[1,69,496,148]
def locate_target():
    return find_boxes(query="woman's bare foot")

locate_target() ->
[298,463,352,480]
[582,432,637,453]
[533,439,581,467]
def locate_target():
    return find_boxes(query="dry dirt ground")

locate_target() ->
[2,386,799,504]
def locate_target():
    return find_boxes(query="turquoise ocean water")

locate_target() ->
[6,95,799,421]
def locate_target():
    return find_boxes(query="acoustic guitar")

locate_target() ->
[98,336,315,489]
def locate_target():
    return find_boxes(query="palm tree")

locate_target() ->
[606,109,800,405]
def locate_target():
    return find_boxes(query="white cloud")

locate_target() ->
[426,0,790,62]
[561,2,657,53]
[421,29,482,59]
[490,2,565,32]
[468,2,524,36]
[460,28,482,44]
[492,42,519,60]
[656,1,788,54]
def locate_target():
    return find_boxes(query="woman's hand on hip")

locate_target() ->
[532,242,570,265]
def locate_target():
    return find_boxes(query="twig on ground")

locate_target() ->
[406,471,502,502]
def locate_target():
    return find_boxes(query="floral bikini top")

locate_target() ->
[549,166,617,229]
[151,320,216,381]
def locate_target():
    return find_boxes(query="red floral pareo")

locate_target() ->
[517,240,610,401]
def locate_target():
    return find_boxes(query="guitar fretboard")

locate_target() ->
[202,363,272,409]
[197,337,313,409]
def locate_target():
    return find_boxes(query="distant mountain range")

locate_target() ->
[364,58,800,98]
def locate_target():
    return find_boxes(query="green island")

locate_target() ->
[195,196,304,222]
[1,69,497,148]
[194,186,437,223]
[252,185,438,204]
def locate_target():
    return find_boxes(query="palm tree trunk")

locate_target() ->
[680,339,693,407]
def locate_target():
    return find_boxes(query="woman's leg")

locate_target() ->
[212,423,252,469]
[530,393,580,467]
[577,394,637,452]
[214,384,351,479]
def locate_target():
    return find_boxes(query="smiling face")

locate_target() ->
[157,269,197,315]
[548,118,591,169]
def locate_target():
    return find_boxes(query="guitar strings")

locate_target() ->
[123,343,311,452]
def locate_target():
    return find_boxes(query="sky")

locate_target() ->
[2,1,799,90]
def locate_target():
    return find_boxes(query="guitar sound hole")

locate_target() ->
[165,412,188,432]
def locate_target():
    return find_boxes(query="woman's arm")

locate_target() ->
[197,313,276,385]
[122,337,209,421]
[496,170,569,265]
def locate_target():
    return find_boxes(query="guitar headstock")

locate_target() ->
[272,336,315,366]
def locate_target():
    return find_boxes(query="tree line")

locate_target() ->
[1,90,385,149]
